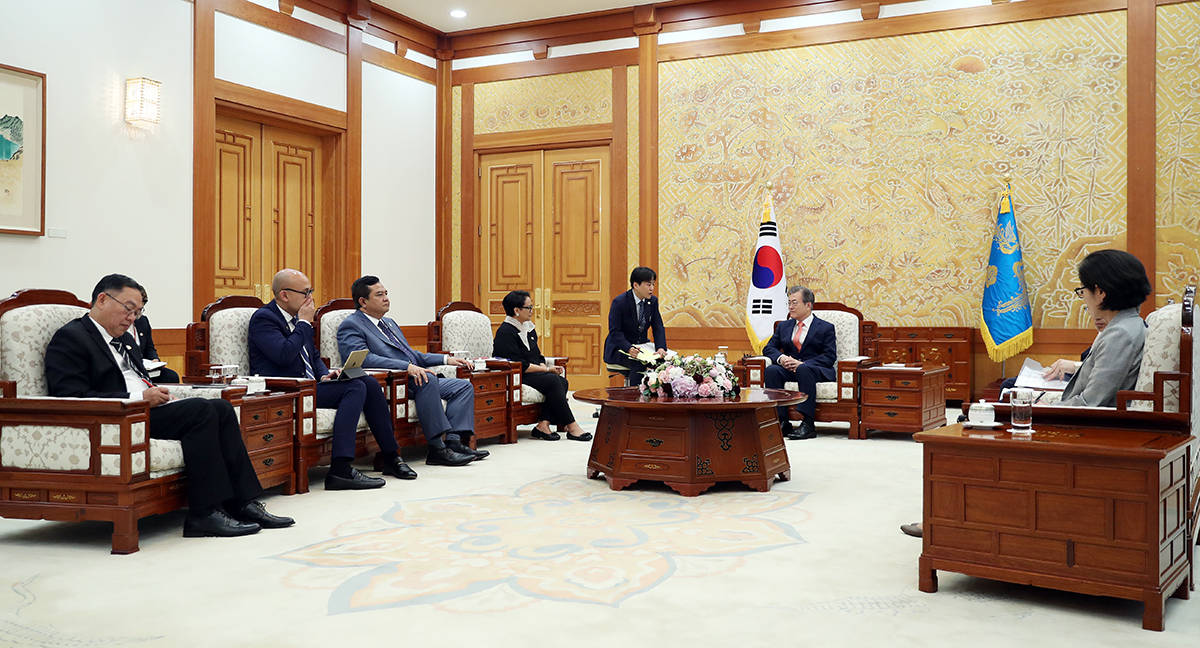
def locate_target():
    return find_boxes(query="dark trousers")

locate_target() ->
[765,361,835,420]
[611,357,646,387]
[149,398,262,511]
[409,374,475,441]
[316,375,399,459]
[151,367,180,384]
[522,371,575,426]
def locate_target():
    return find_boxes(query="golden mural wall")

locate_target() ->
[474,69,613,134]
[658,11,1129,328]
[1156,2,1200,308]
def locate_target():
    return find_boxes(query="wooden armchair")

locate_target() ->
[739,303,879,439]
[427,301,564,442]
[0,289,251,554]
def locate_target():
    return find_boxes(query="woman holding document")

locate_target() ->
[1055,249,1152,407]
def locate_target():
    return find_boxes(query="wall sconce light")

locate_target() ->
[125,78,161,128]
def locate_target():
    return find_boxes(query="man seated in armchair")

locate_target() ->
[249,269,416,490]
[763,285,837,440]
[335,275,484,466]
[45,274,293,538]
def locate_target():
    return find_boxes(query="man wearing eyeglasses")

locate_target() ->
[248,269,412,491]
[45,274,293,538]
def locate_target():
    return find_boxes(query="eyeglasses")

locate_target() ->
[282,287,315,297]
[104,292,143,319]
[1073,286,1087,298]
[516,305,533,311]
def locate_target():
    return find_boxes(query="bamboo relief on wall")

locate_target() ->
[657,12,1129,329]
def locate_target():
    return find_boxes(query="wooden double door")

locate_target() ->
[479,147,611,391]
[213,114,324,301]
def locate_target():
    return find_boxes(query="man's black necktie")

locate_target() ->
[378,320,420,365]
[110,339,153,387]
[290,317,316,379]
[637,299,649,334]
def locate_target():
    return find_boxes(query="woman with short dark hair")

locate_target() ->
[1058,249,1152,407]
[493,290,592,441]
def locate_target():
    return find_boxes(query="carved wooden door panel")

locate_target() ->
[543,147,609,390]
[478,147,610,391]
[213,115,322,301]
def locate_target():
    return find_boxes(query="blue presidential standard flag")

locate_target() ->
[979,181,1033,362]
[745,188,788,356]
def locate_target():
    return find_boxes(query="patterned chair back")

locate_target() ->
[1131,303,1182,412]
[207,308,256,372]
[319,309,355,367]
[442,310,495,359]
[813,309,860,360]
[0,304,88,396]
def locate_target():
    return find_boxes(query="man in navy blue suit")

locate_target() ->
[336,275,481,466]
[602,267,667,386]
[248,269,411,490]
[763,285,837,440]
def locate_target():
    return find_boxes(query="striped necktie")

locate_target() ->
[110,339,154,387]
[290,317,315,379]
[378,320,420,365]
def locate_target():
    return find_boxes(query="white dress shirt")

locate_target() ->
[88,316,150,397]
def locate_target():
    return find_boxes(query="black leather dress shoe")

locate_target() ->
[325,467,386,490]
[233,500,295,529]
[183,510,260,538]
[380,456,418,480]
[795,419,817,440]
[781,420,801,439]
[426,446,475,466]
[448,439,489,460]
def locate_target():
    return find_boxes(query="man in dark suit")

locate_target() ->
[335,275,481,465]
[45,274,293,538]
[763,285,837,440]
[130,286,179,384]
[603,266,667,386]
[248,269,419,491]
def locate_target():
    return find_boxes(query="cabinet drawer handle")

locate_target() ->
[276,409,284,417]
[262,433,274,442]
[485,398,496,406]
[907,333,918,338]
[871,379,884,385]
[646,438,664,447]
[262,457,275,466]
[485,416,495,423]
[885,395,898,401]
[886,411,898,417]
[899,380,913,387]
[943,333,954,338]
[252,413,262,421]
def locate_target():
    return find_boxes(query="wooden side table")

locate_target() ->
[469,369,510,445]
[915,425,1194,631]
[240,390,298,495]
[860,365,948,437]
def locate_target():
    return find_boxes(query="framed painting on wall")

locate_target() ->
[0,63,46,236]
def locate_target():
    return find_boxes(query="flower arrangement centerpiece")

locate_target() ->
[625,348,739,399]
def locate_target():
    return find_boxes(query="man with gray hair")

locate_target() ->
[762,285,837,440]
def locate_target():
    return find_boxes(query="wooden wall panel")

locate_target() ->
[1127,0,1157,315]
[550,159,603,293]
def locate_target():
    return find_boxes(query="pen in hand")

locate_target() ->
[1033,391,1045,404]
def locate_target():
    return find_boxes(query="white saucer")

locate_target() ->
[961,421,1003,429]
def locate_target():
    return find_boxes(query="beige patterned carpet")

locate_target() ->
[0,398,1195,647]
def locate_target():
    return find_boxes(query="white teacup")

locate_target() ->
[967,400,995,425]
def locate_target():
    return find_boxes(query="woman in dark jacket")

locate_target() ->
[493,290,592,441]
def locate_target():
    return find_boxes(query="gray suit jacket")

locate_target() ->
[1059,307,1146,407]
[336,310,446,371]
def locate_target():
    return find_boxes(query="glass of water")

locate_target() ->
[1011,388,1034,433]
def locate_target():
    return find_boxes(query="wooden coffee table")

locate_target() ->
[574,387,802,496]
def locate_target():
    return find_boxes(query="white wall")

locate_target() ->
[214,12,347,112]
[360,62,437,325]
[0,0,195,327]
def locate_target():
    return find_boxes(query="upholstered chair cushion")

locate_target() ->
[207,308,257,372]
[782,381,838,402]
[319,309,355,367]
[441,310,494,359]
[314,408,367,438]
[149,439,186,476]
[521,384,546,404]
[0,304,88,396]
[813,309,860,359]
[1131,303,1182,412]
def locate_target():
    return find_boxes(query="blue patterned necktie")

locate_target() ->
[379,320,419,365]
[290,317,315,379]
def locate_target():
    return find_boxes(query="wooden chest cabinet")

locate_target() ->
[875,327,971,401]
[860,365,948,434]
[470,370,511,444]
[239,391,297,494]
[915,426,1194,631]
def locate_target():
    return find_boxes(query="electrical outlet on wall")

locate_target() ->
[47,228,67,238]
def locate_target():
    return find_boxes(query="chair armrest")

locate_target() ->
[1116,371,1190,413]
[0,396,153,481]
[547,357,569,368]
[0,380,14,398]
[162,384,248,401]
